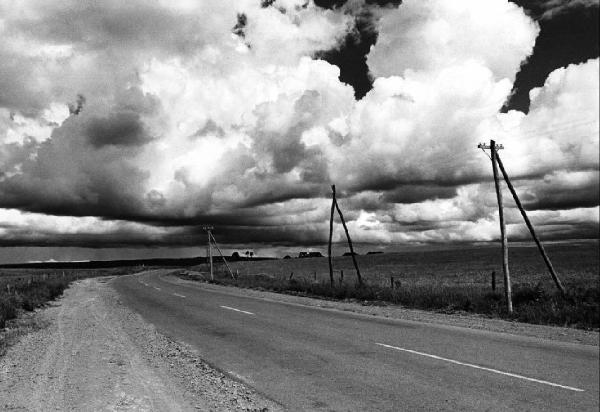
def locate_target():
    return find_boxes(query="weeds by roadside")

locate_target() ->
[0,268,140,329]
[180,270,599,330]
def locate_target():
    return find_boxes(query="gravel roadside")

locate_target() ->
[0,277,282,411]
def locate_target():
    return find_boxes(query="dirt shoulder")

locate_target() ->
[169,274,599,347]
[0,277,281,411]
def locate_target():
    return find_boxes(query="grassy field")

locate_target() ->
[187,241,599,330]
[0,267,139,330]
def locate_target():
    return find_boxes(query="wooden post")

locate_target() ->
[491,140,513,314]
[495,153,566,295]
[334,198,363,286]
[390,276,394,289]
[491,271,496,291]
[209,232,235,279]
[209,230,214,280]
[313,271,317,281]
[328,185,336,288]
[339,270,344,288]
[289,272,294,280]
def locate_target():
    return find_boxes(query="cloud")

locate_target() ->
[0,0,596,252]
[367,0,539,82]
[488,58,599,179]
[86,112,151,148]
[513,0,599,20]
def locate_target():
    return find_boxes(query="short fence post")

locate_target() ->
[491,271,496,291]
[314,271,317,281]
[289,272,294,280]
[339,270,344,287]
[6,284,10,294]
[390,276,394,289]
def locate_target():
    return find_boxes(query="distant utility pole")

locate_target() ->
[208,231,236,280]
[328,185,363,286]
[203,226,214,280]
[202,226,236,281]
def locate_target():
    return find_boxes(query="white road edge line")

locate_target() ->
[220,305,254,315]
[375,343,584,392]
[173,293,186,298]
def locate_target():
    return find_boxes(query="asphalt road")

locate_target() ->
[112,270,599,411]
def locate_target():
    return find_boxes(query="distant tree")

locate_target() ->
[231,252,240,259]
[245,251,250,259]
[283,255,291,260]
[249,251,254,258]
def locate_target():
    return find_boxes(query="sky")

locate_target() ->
[0,0,598,263]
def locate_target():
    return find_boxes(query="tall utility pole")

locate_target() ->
[203,226,214,281]
[494,152,566,295]
[328,186,336,288]
[479,140,567,300]
[479,140,512,314]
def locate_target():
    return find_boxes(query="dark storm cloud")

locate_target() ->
[382,185,458,204]
[86,112,151,148]
[0,113,151,219]
[0,227,188,249]
[517,173,600,210]
[519,221,600,241]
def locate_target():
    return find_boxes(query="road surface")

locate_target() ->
[112,270,599,411]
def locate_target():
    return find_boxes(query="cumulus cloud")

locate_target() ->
[0,0,597,253]
[367,0,539,82]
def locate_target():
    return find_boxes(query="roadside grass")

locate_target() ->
[182,243,599,330]
[0,268,139,330]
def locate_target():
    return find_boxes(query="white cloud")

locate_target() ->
[367,0,539,82]
[487,59,599,178]
[0,0,596,250]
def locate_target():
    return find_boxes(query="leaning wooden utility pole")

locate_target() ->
[203,226,214,281]
[328,186,336,288]
[494,152,566,295]
[329,185,363,286]
[209,232,236,280]
[479,140,512,314]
